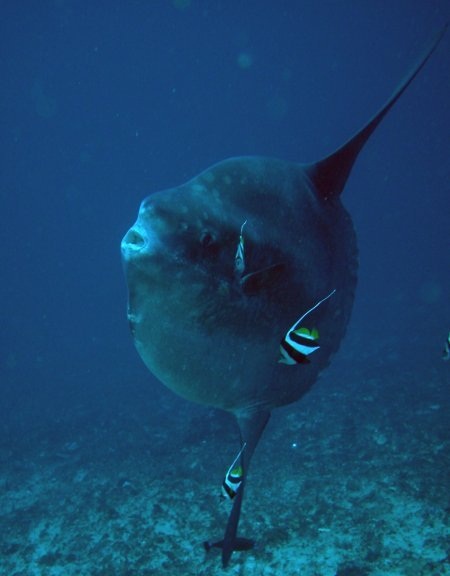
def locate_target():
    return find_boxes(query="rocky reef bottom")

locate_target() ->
[1,352,448,575]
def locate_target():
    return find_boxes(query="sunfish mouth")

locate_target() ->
[121,223,160,260]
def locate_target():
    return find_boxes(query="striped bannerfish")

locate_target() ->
[443,332,450,361]
[279,289,336,365]
[234,220,247,277]
[221,443,246,500]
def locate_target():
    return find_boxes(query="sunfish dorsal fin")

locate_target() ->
[304,24,447,201]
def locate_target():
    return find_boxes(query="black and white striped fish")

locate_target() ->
[221,443,246,500]
[279,289,336,365]
[234,220,247,276]
[443,332,450,361]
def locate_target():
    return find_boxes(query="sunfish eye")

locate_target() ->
[200,231,215,248]
[199,230,221,260]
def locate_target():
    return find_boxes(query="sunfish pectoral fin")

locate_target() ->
[240,263,285,294]
[214,409,270,567]
[304,23,448,201]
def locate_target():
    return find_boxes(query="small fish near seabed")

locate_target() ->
[221,442,247,500]
[121,26,447,568]
[443,332,450,360]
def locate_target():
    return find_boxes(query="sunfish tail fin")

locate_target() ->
[304,24,447,201]
[220,409,270,567]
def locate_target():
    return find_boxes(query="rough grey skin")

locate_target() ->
[121,27,446,568]
[123,157,356,411]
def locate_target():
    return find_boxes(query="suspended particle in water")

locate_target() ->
[237,51,254,69]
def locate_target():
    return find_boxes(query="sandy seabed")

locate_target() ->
[1,357,448,576]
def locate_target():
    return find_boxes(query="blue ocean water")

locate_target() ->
[1,2,449,575]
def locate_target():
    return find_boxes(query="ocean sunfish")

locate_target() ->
[121,26,446,567]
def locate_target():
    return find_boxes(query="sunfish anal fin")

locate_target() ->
[220,410,270,567]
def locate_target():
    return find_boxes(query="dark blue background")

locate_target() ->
[1,1,449,439]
